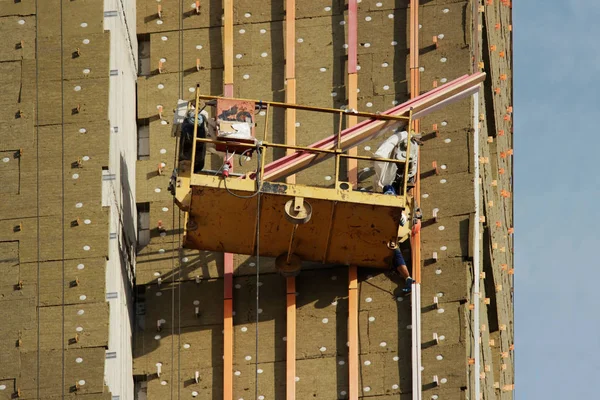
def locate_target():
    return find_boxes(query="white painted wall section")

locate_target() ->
[103,0,138,399]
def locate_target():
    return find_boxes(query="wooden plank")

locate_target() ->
[223,0,234,85]
[410,0,421,284]
[223,2,234,397]
[347,0,358,73]
[224,298,233,400]
[285,0,296,80]
[285,4,297,398]
[286,277,296,399]
[348,265,359,400]
[286,78,297,184]
[285,0,296,183]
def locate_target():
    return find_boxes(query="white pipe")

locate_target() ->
[411,288,418,398]
[472,92,481,399]
[411,283,422,400]
[416,283,422,400]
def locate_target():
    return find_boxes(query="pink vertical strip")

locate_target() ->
[348,0,358,73]
[223,83,235,290]
[224,83,234,98]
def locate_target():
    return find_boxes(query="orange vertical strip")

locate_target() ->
[347,4,359,389]
[285,79,297,183]
[286,277,296,399]
[347,0,358,187]
[348,266,359,400]
[285,0,297,184]
[223,0,234,85]
[410,0,421,284]
[285,0,296,80]
[223,1,234,399]
[223,297,233,399]
[285,2,297,398]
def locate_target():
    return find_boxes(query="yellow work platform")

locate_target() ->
[173,89,417,273]
[176,174,411,269]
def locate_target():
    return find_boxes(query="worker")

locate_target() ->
[373,129,421,195]
[179,109,208,173]
[391,246,414,293]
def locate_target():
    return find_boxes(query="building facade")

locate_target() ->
[0,0,512,399]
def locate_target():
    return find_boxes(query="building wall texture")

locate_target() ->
[0,0,137,398]
[0,0,512,399]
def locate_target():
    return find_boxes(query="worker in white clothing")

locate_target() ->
[373,129,420,195]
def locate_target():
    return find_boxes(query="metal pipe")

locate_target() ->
[402,111,414,197]
[263,104,271,142]
[266,142,337,155]
[335,111,344,186]
[194,137,410,165]
[411,289,418,400]
[338,153,407,165]
[402,130,412,197]
[415,284,422,399]
[197,94,410,121]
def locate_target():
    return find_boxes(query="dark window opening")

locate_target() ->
[137,118,150,160]
[136,202,150,250]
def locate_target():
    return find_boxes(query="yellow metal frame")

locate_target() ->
[186,87,416,201]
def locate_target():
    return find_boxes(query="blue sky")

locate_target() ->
[515,1,600,398]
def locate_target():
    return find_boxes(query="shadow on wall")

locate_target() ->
[394,0,409,102]
[120,154,137,245]
[134,243,414,399]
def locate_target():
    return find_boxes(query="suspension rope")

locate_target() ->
[254,158,262,400]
